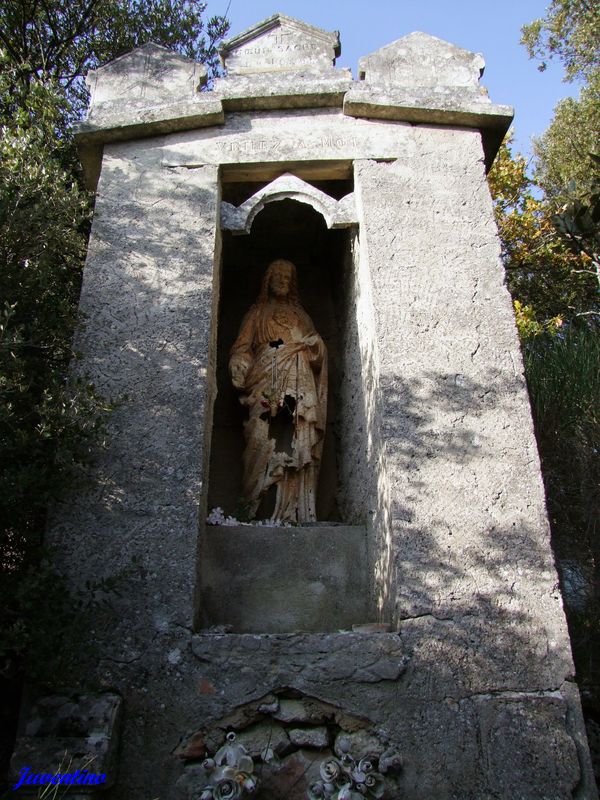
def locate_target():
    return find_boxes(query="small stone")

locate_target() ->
[288,727,329,749]
[197,678,216,694]
[174,732,207,760]
[233,723,290,758]
[274,699,328,725]
[258,698,279,714]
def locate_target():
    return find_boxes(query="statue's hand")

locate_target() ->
[230,361,247,389]
[303,334,319,348]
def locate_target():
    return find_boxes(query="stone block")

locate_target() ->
[86,43,207,119]
[357,31,486,91]
[289,727,329,748]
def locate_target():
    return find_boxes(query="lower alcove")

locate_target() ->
[199,524,368,633]
[198,171,391,634]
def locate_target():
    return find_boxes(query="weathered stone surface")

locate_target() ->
[176,689,371,758]
[350,139,579,696]
[334,729,383,761]
[48,154,219,616]
[10,693,121,794]
[86,42,207,117]
[45,148,221,800]
[219,14,340,75]
[76,95,224,142]
[161,109,416,168]
[352,623,392,633]
[475,694,580,797]
[358,32,486,92]
[199,525,369,632]
[177,635,589,798]
[343,87,512,170]
[189,634,406,701]
[233,723,291,758]
[274,698,328,725]
[345,31,512,169]
[79,42,222,147]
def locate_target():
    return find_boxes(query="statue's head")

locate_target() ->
[258,259,300,304]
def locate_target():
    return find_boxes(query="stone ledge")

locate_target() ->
[343,86,513,168]
[75,96,224,146]
[214,71,352,111]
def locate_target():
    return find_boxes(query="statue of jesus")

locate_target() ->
[229,259,327,524]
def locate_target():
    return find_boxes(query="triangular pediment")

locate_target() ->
[219,13,340,75]
[358,31,485,89]
[86,42,207,110]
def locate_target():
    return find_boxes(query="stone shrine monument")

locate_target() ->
[11,13,598,800]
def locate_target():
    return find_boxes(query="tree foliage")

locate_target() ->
[524,327,600,690]
[533,74,600,206]
[0,65,105,559]
[488,139,598,333]
[522,0,600,261]
[0,0,229,120]
[521,0,600,82]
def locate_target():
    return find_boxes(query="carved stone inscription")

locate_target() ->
[161,111,415,167]
[221,15,339,75]
[226,29,325,73]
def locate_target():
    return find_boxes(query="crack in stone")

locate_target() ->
[397,612,454,623]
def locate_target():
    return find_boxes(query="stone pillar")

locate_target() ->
[354,128,596,795]
[47,140,220,794]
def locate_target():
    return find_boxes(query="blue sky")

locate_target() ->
[212,0,579,166]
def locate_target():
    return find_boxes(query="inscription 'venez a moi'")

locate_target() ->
[215,136,359,154]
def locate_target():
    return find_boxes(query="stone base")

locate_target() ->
[199,524,369,632]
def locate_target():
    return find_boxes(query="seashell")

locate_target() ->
[307,781,325,799]
[212,777,241,800]
[319,758,342,783]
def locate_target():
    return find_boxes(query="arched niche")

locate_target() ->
[200,172,384,633]
[220,173,357,235]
